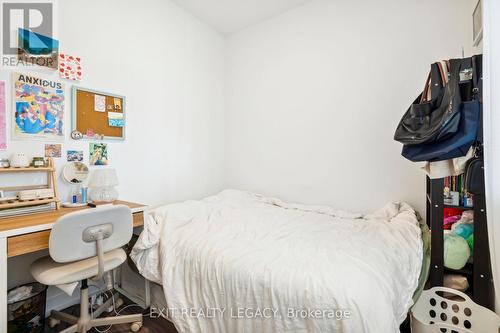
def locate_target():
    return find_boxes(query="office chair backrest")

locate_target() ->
[49,205,133,263]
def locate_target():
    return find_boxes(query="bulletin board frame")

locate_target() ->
[71,86,126,141]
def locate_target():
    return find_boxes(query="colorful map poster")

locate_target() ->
[13,73,65,141]
[0,81,6,150]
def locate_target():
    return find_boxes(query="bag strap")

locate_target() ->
[447,58,463,98]
[420,72,432,103]
[472,54,482,100]
[421,62,447,102]
[437,61,449,85]
[473,54,484,143]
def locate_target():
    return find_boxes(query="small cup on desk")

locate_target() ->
[0,158,10,168]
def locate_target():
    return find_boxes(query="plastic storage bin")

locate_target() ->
[7,283,47,333]
[412,287,500,333]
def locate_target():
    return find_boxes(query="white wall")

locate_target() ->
[3,0,225,310]
[0,0,225,206]
[223,0,473,214]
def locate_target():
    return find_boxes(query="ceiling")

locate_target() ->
[172,0,311,35]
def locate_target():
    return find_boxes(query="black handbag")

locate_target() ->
[400,56,482,162]
[464,147,484,194]
[394,60,463,145]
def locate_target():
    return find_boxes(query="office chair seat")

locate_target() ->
[29,205,142,332]
[31,248,126,286]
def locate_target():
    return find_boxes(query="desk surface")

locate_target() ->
[0,200,146,234]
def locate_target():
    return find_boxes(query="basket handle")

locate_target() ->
[427,286,474,303]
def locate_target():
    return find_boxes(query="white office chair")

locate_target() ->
[30,205,143,333]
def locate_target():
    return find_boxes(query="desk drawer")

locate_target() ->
[133,212,144,227]
[8,230,50,257]
[7,211,145,257]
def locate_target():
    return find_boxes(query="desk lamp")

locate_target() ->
[88,169,119,202]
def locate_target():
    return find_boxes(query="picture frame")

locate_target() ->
[12,72,65,142]
[72,86,126,141]
[473,0,483,47]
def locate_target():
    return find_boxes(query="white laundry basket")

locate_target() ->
[411,287,500,333]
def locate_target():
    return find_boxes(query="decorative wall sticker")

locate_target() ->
[71,130,83,140]
[86,128,94,137]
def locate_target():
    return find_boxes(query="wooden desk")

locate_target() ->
[0,200,147,333]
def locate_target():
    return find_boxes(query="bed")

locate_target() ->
[131,189,426,333]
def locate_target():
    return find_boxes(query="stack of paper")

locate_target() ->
[0,203,55,218]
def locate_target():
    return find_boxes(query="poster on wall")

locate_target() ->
[13,73,65,141]
[0,81,6,150]
[59,54,82,81]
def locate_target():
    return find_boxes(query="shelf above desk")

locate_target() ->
[0,167,55,173]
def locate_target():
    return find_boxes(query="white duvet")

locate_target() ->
[131,190,423,333]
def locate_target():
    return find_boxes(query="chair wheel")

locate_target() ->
[130,321,142,332]
[114,297,124,309]
[48,317,60,328]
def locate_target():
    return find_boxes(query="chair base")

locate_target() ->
[49,282,142,333]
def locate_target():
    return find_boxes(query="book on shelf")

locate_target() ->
[0,202,56,218]
[443,174,473,208]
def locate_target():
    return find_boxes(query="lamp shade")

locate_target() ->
[88,169,119,188]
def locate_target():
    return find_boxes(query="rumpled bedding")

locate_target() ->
[131,189,423,333]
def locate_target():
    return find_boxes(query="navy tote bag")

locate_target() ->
[401,55,482,162]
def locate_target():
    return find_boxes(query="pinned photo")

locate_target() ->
[89,143,108,166]
[67,150,83,162]
[45,144,62,158]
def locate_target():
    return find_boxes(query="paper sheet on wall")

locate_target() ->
[108,111,124,127]
[94,94,106,112]
[0,81,6,150]
[113,97,122,110]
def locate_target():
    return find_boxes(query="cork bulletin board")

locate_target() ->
[72,86,125,140]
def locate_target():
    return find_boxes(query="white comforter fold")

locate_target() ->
[131,189,422,333]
